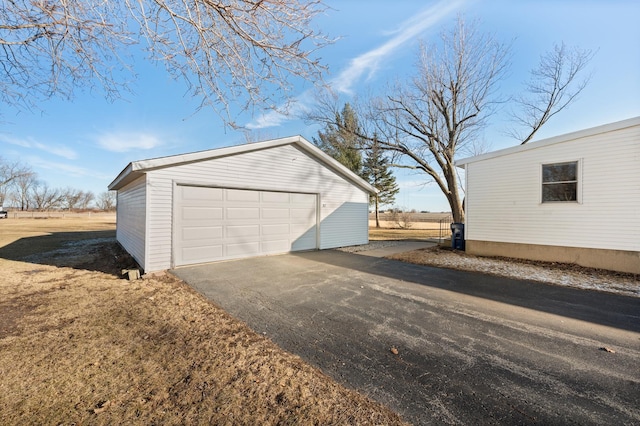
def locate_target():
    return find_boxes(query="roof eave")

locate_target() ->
[456,116,640,167]
[108,135,378,195]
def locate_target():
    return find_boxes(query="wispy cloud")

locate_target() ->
[0,134,78,160]
[246,0,463,129]
[26,156,113,180]
[331,0,463,95]
[96,132,163,153]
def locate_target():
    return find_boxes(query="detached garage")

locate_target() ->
[108,136,377,272]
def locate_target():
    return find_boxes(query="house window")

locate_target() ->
[541,161,578,202]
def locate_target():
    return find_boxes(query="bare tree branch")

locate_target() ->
[0,0,332,123]
[510,43,594,144]
[360,18,510,222]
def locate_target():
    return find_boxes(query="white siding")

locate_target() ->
[145,144,369,270]
[319,200,369,249]
[116,176,147,269]
[465,123,640,251]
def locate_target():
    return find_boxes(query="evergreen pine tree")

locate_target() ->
[312,103,365,177]
[363,138,399,228]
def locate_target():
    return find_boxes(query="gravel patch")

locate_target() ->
[336,240,402,253]
[389,246,640,298]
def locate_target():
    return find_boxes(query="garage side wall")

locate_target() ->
[116,175,147,270]
[145,144,369,271]
[465,123,639,267]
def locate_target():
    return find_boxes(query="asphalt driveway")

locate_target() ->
[171,250,640,425]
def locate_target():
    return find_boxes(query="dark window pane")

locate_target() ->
[542,162,577,183]
[542,183,577,202]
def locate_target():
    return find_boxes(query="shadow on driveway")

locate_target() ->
[301,250,640,333]
[172,250,640,425]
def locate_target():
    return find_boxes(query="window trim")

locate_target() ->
[540,160,582,204]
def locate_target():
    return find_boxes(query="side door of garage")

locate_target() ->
[173,185,317,266]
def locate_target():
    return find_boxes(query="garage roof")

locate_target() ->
[108,135,378,194]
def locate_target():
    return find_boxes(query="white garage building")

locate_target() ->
[108,136,377,272]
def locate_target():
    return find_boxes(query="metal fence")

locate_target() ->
[1,211,115,220]
[369,212,454,242]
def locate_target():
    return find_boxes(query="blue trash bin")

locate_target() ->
[450,223,465,250]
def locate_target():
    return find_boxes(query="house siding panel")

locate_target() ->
[144,144,369,270]
[465,123,640,252]
[115,176,147,269]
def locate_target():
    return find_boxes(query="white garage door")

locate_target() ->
[174,185,317,266]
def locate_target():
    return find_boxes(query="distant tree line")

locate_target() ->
[0,157,115,211]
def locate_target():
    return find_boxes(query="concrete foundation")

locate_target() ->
[466,240,640,275]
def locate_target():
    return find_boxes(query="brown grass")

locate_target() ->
[369,226,448,241]
[0,218,407,425]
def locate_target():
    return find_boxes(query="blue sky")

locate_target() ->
[1,0,639,211]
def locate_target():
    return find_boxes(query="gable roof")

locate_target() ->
[455,116,640,167]
[108,135,378,194]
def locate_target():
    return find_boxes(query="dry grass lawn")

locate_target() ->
[369,227,447,241]
[0,217,406,425]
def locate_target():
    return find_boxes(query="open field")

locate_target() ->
[369,212,453,237]
[369,226,450,241]
[0,218,406,425]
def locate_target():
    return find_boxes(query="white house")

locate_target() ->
[108,136,377,272]
[456,117,640,274]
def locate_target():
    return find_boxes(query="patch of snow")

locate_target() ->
[23,238,114,263]
[393,247,640,298]
[336,241,401,253]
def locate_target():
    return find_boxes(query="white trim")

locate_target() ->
[539,159,583,204]
[173,180,319,196]
[316,193,322,249]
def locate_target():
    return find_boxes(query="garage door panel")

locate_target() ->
[292,230,316,251]
[183,207,223,220]
[262,208,290,219]
[227,189,260,202]
[183,226,223,241]
[290,223,313,234]
[226,241,260,257]
[175,186,317,266]
[262,223,290,235]
[182,245,223,262]
[262,240,290,252]
[262,192,290,202]
[226,225,260,237]
[291,193,316,205]
[181,186,223,201]
[227,207,260,220]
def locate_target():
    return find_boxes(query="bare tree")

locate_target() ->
[96,191,116,211]
[79,191,95,210]
[310,19,592,224]
[1,1,331,122]
[12,172,38,211]
[510,43,594,144]
[30,182,62,211]
[364,19,509,223]
[60,187,84,211]
[0,157,33,207]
